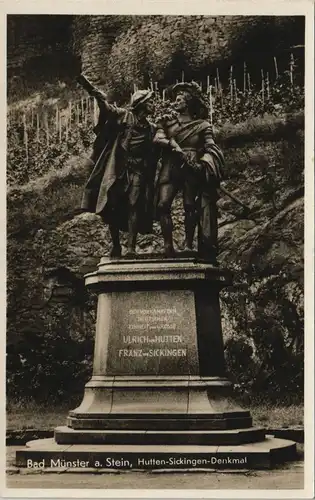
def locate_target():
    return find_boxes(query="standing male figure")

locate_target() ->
[79,74,157,258]
[153,82,225,260]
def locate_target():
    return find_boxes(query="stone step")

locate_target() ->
[67,415,253,431]
[54,425,266,446]
[16,436,297,470]
[68,410,251,418]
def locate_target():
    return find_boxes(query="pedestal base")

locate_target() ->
[16,437,297,470]
[67,376,250,421]
[55,425,266,446]
[15,257,297,470]
[59,376,263,445]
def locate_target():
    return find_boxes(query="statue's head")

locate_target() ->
[130,89,154,115]
[172,82,208,119]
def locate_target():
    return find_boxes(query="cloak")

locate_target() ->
[81,109,158,234]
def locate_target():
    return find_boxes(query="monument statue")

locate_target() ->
[18,77,298,471]
[153,82,225,260]
[78,74,157,258]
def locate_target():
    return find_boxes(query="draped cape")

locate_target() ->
[81,109,158,234]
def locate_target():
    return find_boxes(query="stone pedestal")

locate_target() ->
[16,256,297,470]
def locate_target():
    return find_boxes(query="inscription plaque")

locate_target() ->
[106,290,199,375]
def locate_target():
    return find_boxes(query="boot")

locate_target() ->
[109,224,122,259]
[183,208,197,252]
[197,204,218,263]
[126,210,138,258]
[110,245,122,258]
[160,213,175,257]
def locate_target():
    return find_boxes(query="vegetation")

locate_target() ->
[222,265,303,404]
[7,58,304,186]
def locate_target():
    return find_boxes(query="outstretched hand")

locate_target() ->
[76,74,107,101]
[76,73,89,86]
[169,138,183,155]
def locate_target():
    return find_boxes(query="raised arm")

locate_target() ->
[77,74,126,120]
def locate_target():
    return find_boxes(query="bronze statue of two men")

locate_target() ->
[79,75,225,262]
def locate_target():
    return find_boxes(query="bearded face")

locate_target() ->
[135,98,154,116]
[144,99,154,114]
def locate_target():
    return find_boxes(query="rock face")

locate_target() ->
[7,112,304,402]
[71,16,135,84]
[7,15,304,97]
[107,16,304,93]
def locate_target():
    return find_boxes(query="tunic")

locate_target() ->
[154,116,224,185]
[81,89,157,233]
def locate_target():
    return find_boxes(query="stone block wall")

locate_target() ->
[71,15,135,84]
[7,15,304,95]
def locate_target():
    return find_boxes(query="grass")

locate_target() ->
[250,403,303,429]
[6,399,303,431]
[6,398,82,431]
